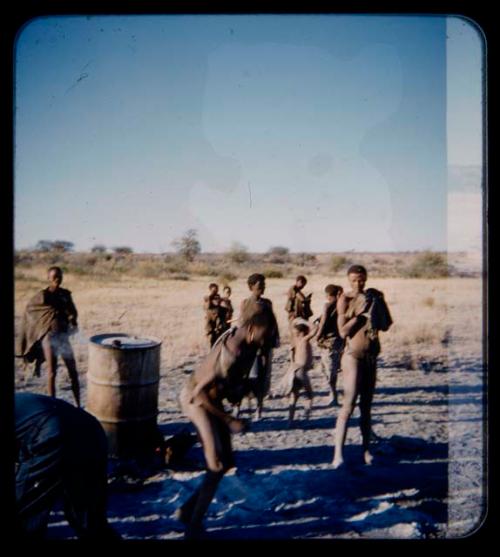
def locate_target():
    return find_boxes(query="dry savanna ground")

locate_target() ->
[14,259,485,539]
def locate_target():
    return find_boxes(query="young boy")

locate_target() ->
[285,275,313,321]
[204,293,229,348]
[16,266,80,406]
[237,274,280,419]
[315,284,344,406]
[176,309,273,539]
[274,318,318,425]
[332,265,392,469]
[220,285,234,325]
[203,283,219,311]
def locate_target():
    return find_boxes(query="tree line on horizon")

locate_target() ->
[17,230,452,279]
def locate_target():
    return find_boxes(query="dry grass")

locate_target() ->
[14,262,483,383]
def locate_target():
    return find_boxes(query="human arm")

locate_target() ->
[192,388,245,432]
[337,294,369,339]
[65,291,78,329]
[305,320,319,341]
[315,303,329,340]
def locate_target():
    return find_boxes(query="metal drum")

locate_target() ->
[87,333,162,458]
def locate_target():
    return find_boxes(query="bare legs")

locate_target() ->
[287,370,313,426]
[320,348,341,405]
[332,353,376,468]
[41,334,81,407]
[177,398,234,538]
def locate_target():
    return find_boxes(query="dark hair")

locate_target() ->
[347,264,367,277]
[293,323,310,335]
[325,284,343,296]
[247,273,265,288]
[296,275,307,284]
[223,286,231,293]
[48,266,63,276]
[209,283,218,290]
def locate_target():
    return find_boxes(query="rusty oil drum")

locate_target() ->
[87,333,162,458]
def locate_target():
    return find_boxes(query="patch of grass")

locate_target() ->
[218,271,238,283]
[402,251,449,279]
[330,255,349,273]
[263,268,284,279]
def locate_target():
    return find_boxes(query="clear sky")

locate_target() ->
[14,15,484,253]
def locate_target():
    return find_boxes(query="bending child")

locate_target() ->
[176,309,273,539]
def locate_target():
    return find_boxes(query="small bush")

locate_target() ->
[403,251,449,278]
[263,268,284,279]
[171,273,190,281]
[268,246,289,257]
[267,247,290,264]
[330,255,348,273]
[113,246,134,255]
[294,253,317,267]
[227,242,250,264]
[218,271,238,283]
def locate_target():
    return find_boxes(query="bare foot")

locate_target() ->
[331,457,344,469]
[363,450,374,466]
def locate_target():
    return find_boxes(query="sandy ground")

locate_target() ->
[14,275,485,539]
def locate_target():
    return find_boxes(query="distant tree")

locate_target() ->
[267,246,290,264]
[268,246,289,256]
[113,246,134,255]
[35,240,74,253]
[52,240,74,253]
[227,242,249,264]
[295,252,317,266]
[35,240,54,252]
[91,244,107,253]
[172,229,201,262]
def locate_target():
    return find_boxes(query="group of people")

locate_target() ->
[181,266,392,538]
[15,263,392,540]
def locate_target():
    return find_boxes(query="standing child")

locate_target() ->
[16,266,80,406]
[220,285,234,325]
[205,293,229,348]
[285,275,313,321]
[274,318,318,425]
[237,274,280,419]
[203,283,219,311]
[316,284,344,406]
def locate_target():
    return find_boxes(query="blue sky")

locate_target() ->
[14,15,484,253]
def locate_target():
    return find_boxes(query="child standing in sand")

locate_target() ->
[205,293,229,348]
[220,285,234,325]
[16,266,81,406]
[203,283,219,310]
[237,274,280,420]
[316,284,344,406]
[274,318,318,425]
